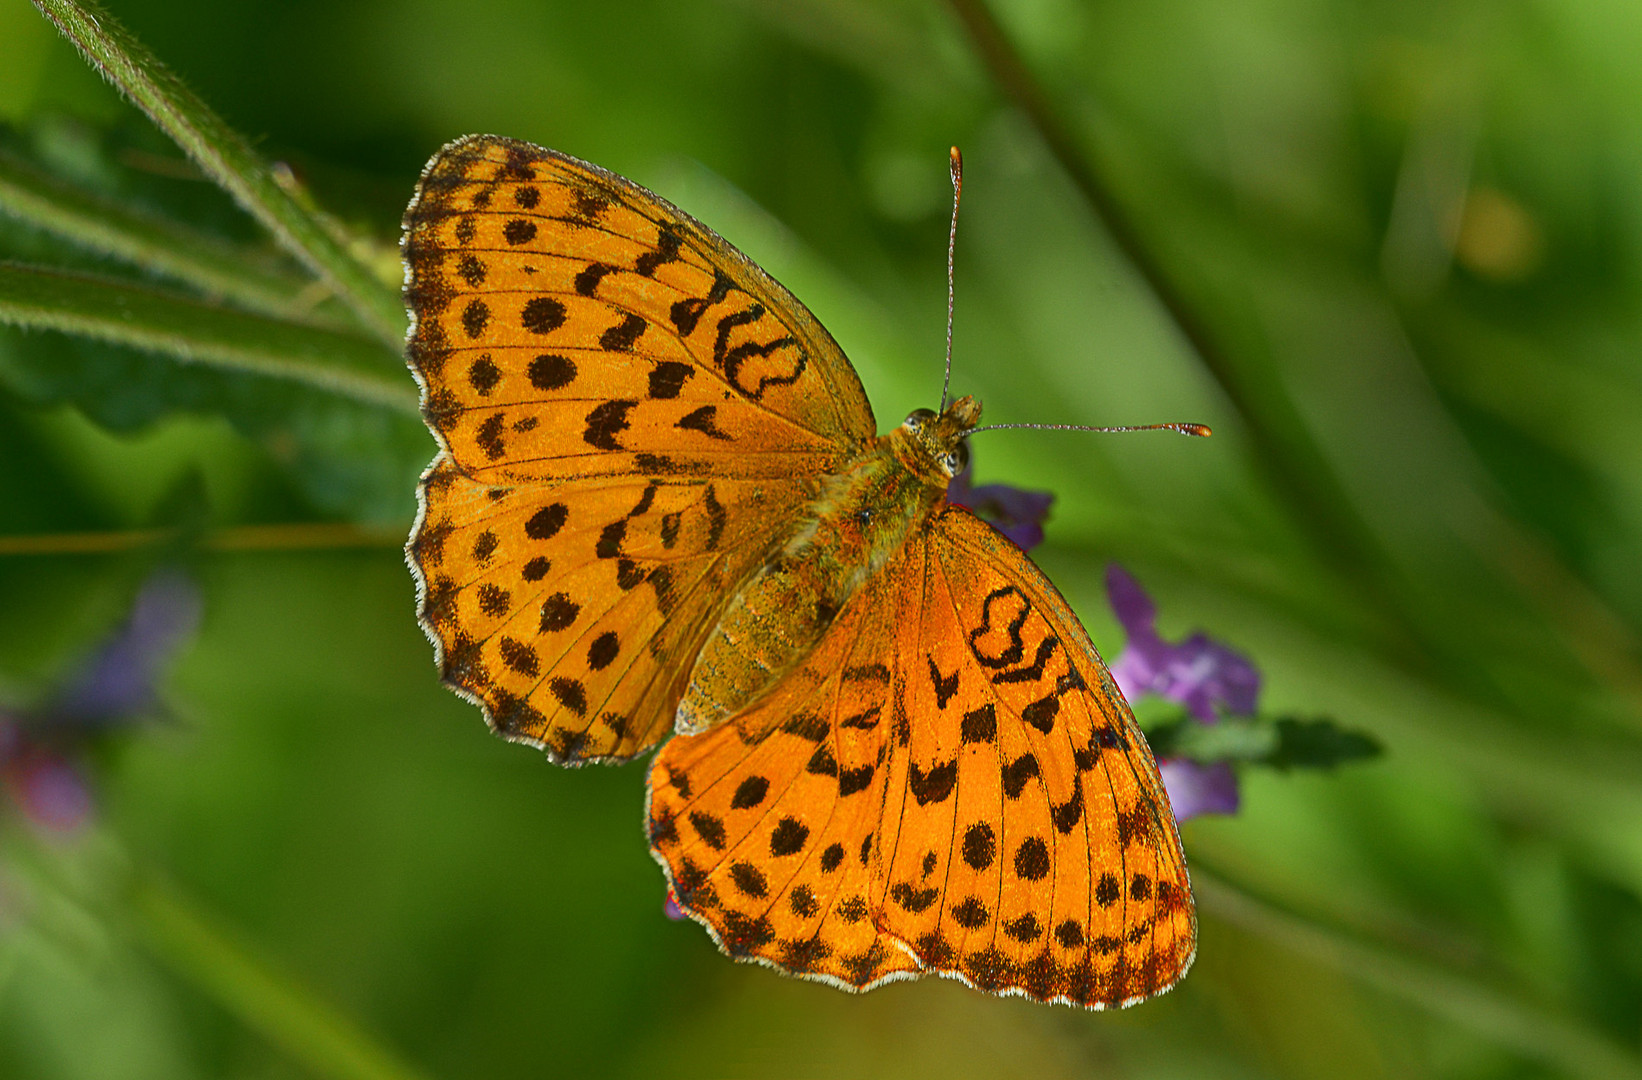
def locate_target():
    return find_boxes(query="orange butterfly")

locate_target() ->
[403,136,1197,1008]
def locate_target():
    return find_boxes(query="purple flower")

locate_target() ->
[946,457,1054,552]
[2,743,93,832]
[1156,760,1240,820]
[663,889,687,921]
[0,568,200,835]
[45,568,201,726]
[1106,566,1259,725]
[1106,565,1258,819]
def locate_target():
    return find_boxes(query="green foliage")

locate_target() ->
[2,1,1641,1079]
[1141,709,1382,772]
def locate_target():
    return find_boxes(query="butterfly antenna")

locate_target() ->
[968,421,1213,437]
[940,146,963,412]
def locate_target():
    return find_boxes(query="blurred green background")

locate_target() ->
[2,0,1641,1077]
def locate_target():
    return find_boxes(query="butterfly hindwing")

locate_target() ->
[413,455,812,761]
[648,563,921,989]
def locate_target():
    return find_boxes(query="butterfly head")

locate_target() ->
[901,395,980,479]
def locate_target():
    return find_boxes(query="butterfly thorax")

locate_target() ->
[675,396,982,735]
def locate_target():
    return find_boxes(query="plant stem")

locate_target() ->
[31,0,407,348]
[944,0,1421,660]
[0,261,417,414]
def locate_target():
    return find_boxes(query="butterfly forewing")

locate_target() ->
[874,506,1194,1007]
[404,135,876,482]
[405,136,876,761]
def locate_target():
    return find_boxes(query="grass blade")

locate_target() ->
[130,872,432,1080]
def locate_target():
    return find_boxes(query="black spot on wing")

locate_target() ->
[521,296,566,334]
[908,759,957,805]
[731,776,769,809]
[703,485,726,550]
[548,676,587,717]
[634,225,682,277]
[962,823,995,871]
[538,592,579,632]
[769,817,810,857]
[1002,754,1039,799]
[647,361,693,399]
[574,261,615,296]
[927,656,959,708]
[456,254,486,286]
[1013,837,1050,881]
[468,354,501,394]
[1051,775,1084,833]
[670,269,734,336]
[1021,694,1059,734]
[677,405,733,441]
[583,399,635,450]
[960,704,996,744]
[529,353,576,390]
[993,636,1060,686]
[690,810,726,850]
[525,502,568,539]
[599,313,646,351]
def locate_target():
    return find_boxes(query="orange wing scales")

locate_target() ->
[413,455,807,761]
[404,135,875,485]
[405,135,1197,1006]
[873,508,1194,1006]
[650,567,921,990]
[405,135,876,762]
[648,510,1195,1008]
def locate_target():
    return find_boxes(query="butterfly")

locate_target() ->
[402,135,1197,1008]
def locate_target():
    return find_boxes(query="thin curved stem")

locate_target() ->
[944,0,1420,661]
[129,872,432,1080]
[1193,866,1642,1080]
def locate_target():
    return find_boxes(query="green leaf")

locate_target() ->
[0,326,428,521]
[1154,714,1281,761]
[0,259,426,521]
[0,260,414,413]
[0,147,346,326]
[29,0,406,347]
[1265,716,1384,771]
[1140,707,1382,771]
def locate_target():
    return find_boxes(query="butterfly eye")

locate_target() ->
[952,440,969,473]
[904,408,936,432]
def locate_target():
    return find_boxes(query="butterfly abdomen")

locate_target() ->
[676,433,946,735]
